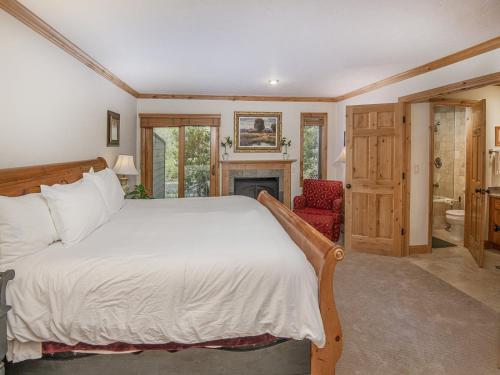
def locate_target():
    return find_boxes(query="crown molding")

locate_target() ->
[137,93,338,102]
[332,36,500,102]
[0,0,140,97]
[398,71,500,103]
[2,0,498,103]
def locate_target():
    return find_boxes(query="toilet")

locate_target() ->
[445,209,465,241]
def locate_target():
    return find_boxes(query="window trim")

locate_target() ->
[300,112,328,187]
[140,114,220,197]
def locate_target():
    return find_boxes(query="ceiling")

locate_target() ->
[18,0,500,97]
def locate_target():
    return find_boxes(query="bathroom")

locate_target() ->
[432,105,470,247]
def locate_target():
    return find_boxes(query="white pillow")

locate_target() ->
[83,168,124,216]
[41,180,108,247]
[0,193,59,267]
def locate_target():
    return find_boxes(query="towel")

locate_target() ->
[495,151,500,175]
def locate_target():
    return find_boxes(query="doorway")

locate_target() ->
[427,99,486,266]
[429,103,471,248]
[140,113,220,199]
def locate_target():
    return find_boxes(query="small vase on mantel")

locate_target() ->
[221,136,233,161]
[282,145,289,160]
[280,137,291,160]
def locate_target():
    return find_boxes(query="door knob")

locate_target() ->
[346,184,352,189]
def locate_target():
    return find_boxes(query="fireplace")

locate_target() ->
[220,160,295,207]
[234,177,280,201]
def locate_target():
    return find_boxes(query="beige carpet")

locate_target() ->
[335,251,499,375]
[8,251,499,374]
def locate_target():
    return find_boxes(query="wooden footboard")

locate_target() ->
[257,191,344,375]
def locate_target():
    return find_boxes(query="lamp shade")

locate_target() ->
[333,147,346,165]
[113,155,139,175]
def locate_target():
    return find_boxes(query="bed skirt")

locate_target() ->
[42,334,284,356]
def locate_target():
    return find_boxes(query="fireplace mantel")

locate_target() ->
[220,159,296,165]
[220,159,296,207]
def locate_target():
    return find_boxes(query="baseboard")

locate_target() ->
[409,244,431,255]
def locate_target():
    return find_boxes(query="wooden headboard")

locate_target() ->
[0,157,107,197]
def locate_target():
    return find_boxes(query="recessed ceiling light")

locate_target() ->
[268,79,279,85]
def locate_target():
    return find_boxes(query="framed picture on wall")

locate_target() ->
[107,110,120,147]
[495,126,500,147]
[234,111,282,153]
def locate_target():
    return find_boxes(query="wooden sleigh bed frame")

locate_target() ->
[0,157,344,375]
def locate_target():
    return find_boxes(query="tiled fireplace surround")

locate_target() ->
[220,160,295,208]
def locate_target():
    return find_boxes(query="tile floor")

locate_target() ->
[407,245,500,312]
[432,228,463,247]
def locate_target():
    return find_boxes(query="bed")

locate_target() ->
[0,157,344,374]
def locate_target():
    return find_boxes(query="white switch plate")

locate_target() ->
[413,164,420,174]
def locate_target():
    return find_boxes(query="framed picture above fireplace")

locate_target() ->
[234,111,282,153]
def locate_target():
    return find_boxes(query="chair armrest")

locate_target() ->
[332,198,343,214]
[293,195,307,210]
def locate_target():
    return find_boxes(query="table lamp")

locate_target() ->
[113,155,139,188]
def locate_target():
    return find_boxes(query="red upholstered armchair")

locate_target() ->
[293,179,343,242]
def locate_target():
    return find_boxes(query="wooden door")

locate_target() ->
[345,103,404,256]
[464,100,486,267]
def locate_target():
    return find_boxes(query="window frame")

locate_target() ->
[140,114,220,197]
[300,112,328,187]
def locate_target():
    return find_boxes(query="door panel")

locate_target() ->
[345,104,403,256]
[353,136,370,179]
[377,136,394,181]
[184,126,211,197]
[377,111,395,128]
[376,194,394,239]
[464,100,486,267]
[352,193,369,236]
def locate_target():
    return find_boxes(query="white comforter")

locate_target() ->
[7,196,324,362]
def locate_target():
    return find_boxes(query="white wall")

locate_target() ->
[334,49,500,246]
[0,12,137,174]
[137,100,338,199]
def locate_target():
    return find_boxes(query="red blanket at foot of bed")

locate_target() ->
[43,334,282,354]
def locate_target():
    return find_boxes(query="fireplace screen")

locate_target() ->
[234,177,280,201]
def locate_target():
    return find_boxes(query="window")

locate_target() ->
[300,113,327,186]
[140,114,220,198]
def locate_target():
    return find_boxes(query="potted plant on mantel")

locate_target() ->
[221,136,233,160]
[280,137,291,159]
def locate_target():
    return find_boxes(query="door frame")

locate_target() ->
[398,71,500,256]
[139,113,221,197]
[427,99,480,253]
